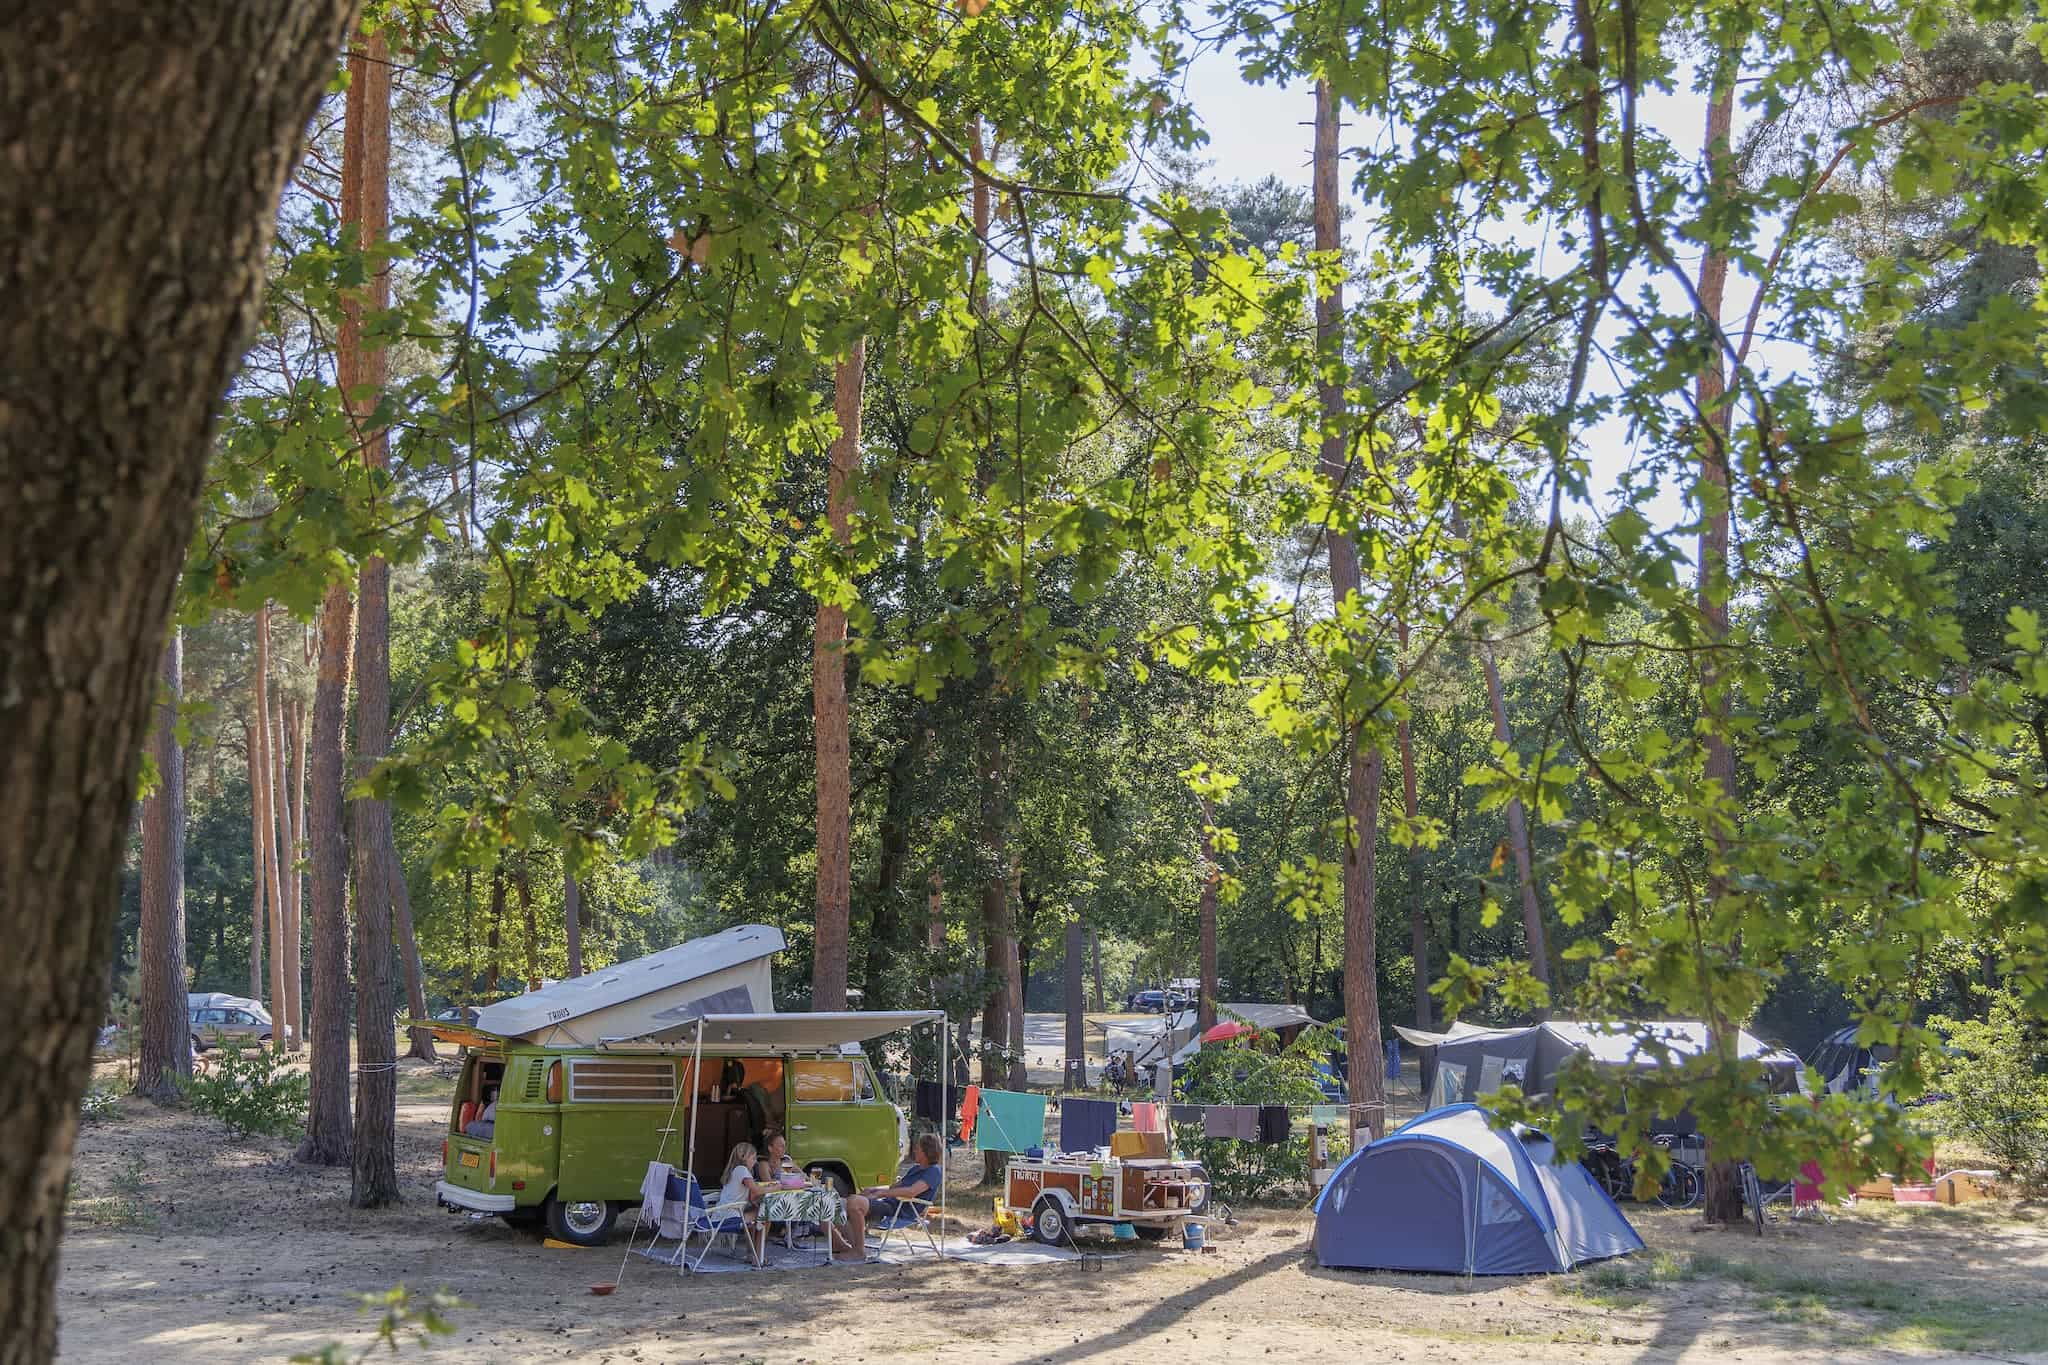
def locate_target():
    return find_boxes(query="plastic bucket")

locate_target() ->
[1183,1221,1206,1251]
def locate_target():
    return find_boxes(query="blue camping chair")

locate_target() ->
[669,1172,762,1271]
[868,1196,939,1259]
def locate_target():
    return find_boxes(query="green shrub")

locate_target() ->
[1929,991,2048,1192]
[1171,1023,1335,1204]
[177,1043,309,1139]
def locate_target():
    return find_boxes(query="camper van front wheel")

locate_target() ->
[544,1197,617,1247]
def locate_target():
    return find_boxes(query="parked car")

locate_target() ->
[1125,990,1169,1013]
[432,1006,482,1026]
[186,993,281,1051]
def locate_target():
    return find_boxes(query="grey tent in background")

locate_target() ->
[1312,1105,1643,1275]
[1414,1020,1806,1113]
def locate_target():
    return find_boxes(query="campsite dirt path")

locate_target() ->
[58,1060,2048,1364]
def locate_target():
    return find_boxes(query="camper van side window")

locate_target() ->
[567,1058,677,1104]
[791,1058,872,1103]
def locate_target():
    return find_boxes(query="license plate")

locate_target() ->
[459,1150,480,1169]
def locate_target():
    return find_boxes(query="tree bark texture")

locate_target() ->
[299,578,355,1168]
[1397,624,1429,1029]
[488,867,506,991]
[0,1,359,1354]
[274,697,302,1048]
[1197,797,1220,1036]
[345,27,398,1209]
[1091,928,1104,1013]
[256,611,291,1053]
[811,336,865,1014]
[563,869,584,979]
[282,697,306,1049]
[1063,917,1086,1088]
[137,633,189,1102]
[389,846,436,1061]
[516,860,540,990]
[1315,81,1388,1143]
[249,722,266,1004]
[1480,639,1550,997]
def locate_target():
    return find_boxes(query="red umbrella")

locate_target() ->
[1202,1021,1258,1044]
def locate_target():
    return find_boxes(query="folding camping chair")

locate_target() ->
[671,1173,763,1271]
[636,1167,696,1267]
[868,1197,939,1260]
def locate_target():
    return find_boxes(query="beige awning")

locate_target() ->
[604,1010,945,1050]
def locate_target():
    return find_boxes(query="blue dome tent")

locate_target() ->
[1313,1104,1644,1275]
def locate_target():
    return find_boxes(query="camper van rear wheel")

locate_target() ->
[1030,1195,1068,1246]
[545,1197,617,1246]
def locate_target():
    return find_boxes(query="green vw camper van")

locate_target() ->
[432,926,937,1246]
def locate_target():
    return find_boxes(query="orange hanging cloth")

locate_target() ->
[959,1085,982,1144]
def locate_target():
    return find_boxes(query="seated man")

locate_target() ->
[833,1133,944,1262]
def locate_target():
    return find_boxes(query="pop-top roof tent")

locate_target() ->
[472,923,785,1047]
[1420,1019,1805,1110]
[1313,1104,1644,1275]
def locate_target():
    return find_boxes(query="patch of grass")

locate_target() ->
[1562,1244,2048,1356]
[70,1156,156,1231]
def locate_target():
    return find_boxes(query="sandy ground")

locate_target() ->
[58,1056,2048,1365]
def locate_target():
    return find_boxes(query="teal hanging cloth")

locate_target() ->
[974,1089,1048,1154]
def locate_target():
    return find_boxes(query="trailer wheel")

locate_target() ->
[1030,1194,1069,1246]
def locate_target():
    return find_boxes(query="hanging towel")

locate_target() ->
[1059,1097,1117,1153]
[1308,1104,1347,1127]
[1111,1130,1168,1159]
[1131,1101,1163,1133]
[1204,1105,1257,1140]
[914,1079,947,1124]
[638,1161,688,1240]
[959,1084,982,1143]
[975,1089,1048,1154]
[1169,1104,1203,1125]
[1257,1105,1292,1145]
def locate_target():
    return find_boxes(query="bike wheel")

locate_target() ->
[1658,1162,1702,1209]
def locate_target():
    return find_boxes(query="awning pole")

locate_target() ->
[683,1017,705,1269]
[938,1016,948,1263]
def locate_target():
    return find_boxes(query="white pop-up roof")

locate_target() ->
[474,923,786,1046]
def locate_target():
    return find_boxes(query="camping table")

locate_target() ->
[757,1184,845,1251]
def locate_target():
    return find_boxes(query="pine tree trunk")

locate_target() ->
[811,335,865,1014]
[1090,928,1104,1013]
[342,25,398,1206]
[1063,917,1086,1088]
[488,866,505,991]
[277,695,306,1048]
[256,611,292,1054]
[298,577,355,1168]
[0,1,358,1352]
[516,859,540,990]
[1397,628,1429,1028]
[1198,797,1220,1035]
[563,869,583,979]
[1315,81,1388,1143]
[1480,639,1550,1000]
[137,633,190,1102]
[389,847,436,1061]
[1694,62,1745,1229]
[249,708,266,1001]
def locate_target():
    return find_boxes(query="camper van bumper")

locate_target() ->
[436,1180,516,1214]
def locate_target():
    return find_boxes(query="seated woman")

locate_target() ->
[754,1131,797,1182]
[834,1133,944,1262]
[716,1141,768,1264]
[462,1087,497,1139]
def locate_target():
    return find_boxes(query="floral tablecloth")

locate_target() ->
[757,1185,845,1226]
